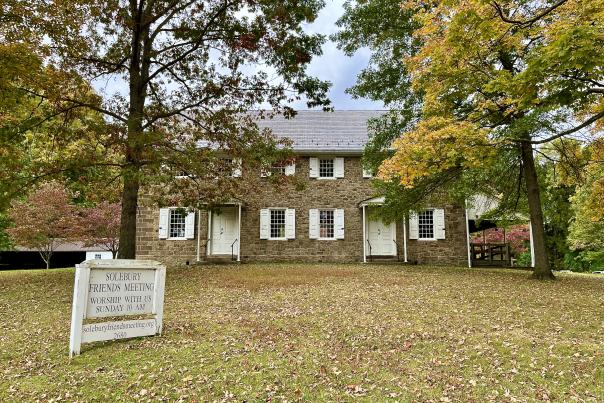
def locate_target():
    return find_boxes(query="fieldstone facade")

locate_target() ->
[136,155,470,267]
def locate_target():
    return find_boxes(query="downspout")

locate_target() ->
[529,220,535,267]
[464,205,472,268]
[207,211,212,257]
[362,205,367,263]
[403,216,408,263]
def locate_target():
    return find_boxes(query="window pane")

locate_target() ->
[270,209,286,238]
[169,209,186,238]
[319,210,334,238]
[418,210,434,239]
[319,159,334,177]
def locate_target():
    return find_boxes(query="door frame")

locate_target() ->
[207,203,242,261]
[359,197,408,263]
[366,209,397,256]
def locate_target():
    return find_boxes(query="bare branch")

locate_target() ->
[529,110,604,145]
[491,0,569,27]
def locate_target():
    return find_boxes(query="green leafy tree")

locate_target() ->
[568,140,604,270]
[336,0,604,279]
[7,0,331,258]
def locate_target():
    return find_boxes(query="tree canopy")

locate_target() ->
[336,0,604,278]
[4,0,332,257]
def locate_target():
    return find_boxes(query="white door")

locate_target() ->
[367,214,395,256]
[211,207,239,255]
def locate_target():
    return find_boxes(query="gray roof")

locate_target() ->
[256,110,385,153]
[13,241,105,253]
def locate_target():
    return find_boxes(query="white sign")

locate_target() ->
[69,259,166,357]
[86,269,156,318]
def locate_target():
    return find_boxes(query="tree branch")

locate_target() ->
[144,0,240,86]
[491,0,568,27]
[529,110,604,144]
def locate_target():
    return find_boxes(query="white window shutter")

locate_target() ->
[185,211,195,239]
[408,211,419,240]
[309,209,319,239]
[334,157,345,178]
[158,208,169,239]
[434,208,446,239]
[259,209,270,239]
[335,209,345,239]
[362,168,373,178]
[232,158,242,177]
[309,157,319,178]
[285,163,296,176]
[285,209,296,239]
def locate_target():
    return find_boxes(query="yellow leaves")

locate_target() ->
[378,117,495,187]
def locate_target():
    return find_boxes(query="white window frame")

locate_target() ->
[167,208,187,240]
[269,208,287,240]
[318,209,336,240]
[318,158,335,179]
[417,209,436,241]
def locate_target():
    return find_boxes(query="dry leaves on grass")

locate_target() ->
[0,264,603,401]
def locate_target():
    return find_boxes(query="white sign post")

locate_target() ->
[69,259,166,357]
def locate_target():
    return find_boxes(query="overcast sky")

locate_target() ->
[293,0,384,110]
[92,0,383,111]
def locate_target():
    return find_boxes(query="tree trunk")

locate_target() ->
[40,251,51,270]
[117,172,139,258]
[117,4,150,259]
[520,141,555,280]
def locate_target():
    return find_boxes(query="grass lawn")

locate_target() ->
[1,264,603,401]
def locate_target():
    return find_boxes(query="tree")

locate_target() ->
[8,0,331,258]
[75,202,121,258]
[337,0,604,279]
[7,182,77,269]
[567,138,604,270]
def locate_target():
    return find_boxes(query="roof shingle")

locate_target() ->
[256,110,384,153]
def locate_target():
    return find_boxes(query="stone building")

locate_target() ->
[136,111,471,267]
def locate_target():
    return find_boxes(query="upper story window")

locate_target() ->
[261,161,295,177]
[270,165,286,176]
[94,253,102,259]
[270,209,286,239]
[418,210,434,240]
[169,209,186,239]
[319,159,334,178]
[218,158,242,178]
[309,157,344,179]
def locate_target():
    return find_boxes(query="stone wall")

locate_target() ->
[404,205,469,267]
[136,156,469,267]
[240,157,373,262]
[136,207,208,267]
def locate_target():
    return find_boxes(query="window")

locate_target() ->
[94,253,102,259]
[217,158,242,177]
[270,165,286,176]
[319,209,334,238]
[418,210,434,239]
[319,158,334,178]
[270,209,286,239]
[169,209,186,238]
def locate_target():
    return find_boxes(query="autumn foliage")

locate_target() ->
[75,201,121,258]
[7,182,76,269]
